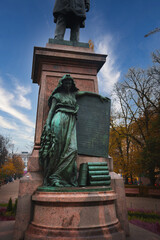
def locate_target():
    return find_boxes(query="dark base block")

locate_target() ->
[48,38,89,48]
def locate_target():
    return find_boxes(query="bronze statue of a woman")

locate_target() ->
[39,74,106,187]
[39,74,79,187]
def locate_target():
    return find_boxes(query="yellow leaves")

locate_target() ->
[0,155,25,178]
[12,155,25,176]
[0,160,16,176]
[109,125,143,177]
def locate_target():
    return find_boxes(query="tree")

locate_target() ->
[111,50,160,185]
[12,155,25,178]
[0,159,16,179]
[144,27,160,38]
[7,198,13,212]
[0,135,9,167]
[110,116,142,184]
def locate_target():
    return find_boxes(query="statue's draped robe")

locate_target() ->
[53,0,90,28]
[40,92,79,187]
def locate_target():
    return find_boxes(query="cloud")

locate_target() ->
[0,116,18,130]
[14,84,32,109]
[0,86,34,128]
[95,35,121,95]
[7,74,32,109]
[16,131,34,142]
[0,74,35,152]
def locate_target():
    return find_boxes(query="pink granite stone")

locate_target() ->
[25,190,125,240]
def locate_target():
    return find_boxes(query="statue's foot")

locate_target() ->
[54,35,64,40]
[54,181,64,187]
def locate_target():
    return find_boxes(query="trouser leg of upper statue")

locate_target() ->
[54,14,66,40]
[70,23,80,42]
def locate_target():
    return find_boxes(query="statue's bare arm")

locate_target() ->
[45,98,57,131]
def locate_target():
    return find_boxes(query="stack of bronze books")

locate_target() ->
[78,162,111,187]
[88,162,111,186]
[78,163,88,187]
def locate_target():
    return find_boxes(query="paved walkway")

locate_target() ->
[0,180,19,204]
[0,221,15,240]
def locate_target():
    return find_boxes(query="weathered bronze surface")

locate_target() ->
[78,162,111,187]
[39,74,79,187]
[53,0,90,42]
[90,175,111,181]
[37,186,111,192]
[88,162,108,166]
[39,74,111,187]
[89,170,109,175]
[90,180,111,186]
[88,166,109,170]
[77,95,111,157]
[78,163,88,187]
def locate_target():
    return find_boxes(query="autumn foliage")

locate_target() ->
[0,154,25,182]
[110,50,160,185]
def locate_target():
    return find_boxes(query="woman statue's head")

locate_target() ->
[62,78,73,92]
[48,74,79,107]
[61,74,78,92]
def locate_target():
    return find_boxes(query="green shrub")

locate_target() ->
[7,198,12,212]
[12,199,17,215]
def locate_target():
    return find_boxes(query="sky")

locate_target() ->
[0,0,160,153]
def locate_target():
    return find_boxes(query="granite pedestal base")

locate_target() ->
[25,189,125,240]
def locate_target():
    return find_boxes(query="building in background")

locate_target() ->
[20,152,30,172]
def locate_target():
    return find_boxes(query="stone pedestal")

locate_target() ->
[25,189,125,240]
[29,42,107,172]
[14,42,129,240]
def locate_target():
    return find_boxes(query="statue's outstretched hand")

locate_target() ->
[99,95,109,103]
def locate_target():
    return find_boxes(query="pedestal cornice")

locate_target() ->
[32,44,107,85]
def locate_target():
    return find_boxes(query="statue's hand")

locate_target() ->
[86,4,90,12]
[99,95,109,103]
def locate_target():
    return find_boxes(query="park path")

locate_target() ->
[0,180,19,204]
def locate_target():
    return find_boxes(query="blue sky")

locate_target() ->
[0,0,160,153]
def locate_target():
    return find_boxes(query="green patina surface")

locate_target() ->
[37,186,111,192]
[88,162,108,166]
[89,175,111,181]
[89,170,109,175]
[90,180,111,186]
[88,166,109,170]
[39,75,110,188]
[78,162,111,187]
[77,96,111,158]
